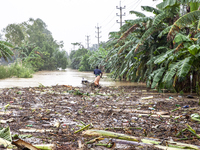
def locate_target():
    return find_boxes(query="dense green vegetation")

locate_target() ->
[0,18,68,77]
[88,0,200,93]
[1,0,200,94]
[69,48,93,71]
[0,60,34,79]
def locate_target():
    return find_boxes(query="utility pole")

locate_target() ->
[85,35,90,49]
[116,1,126,28]
[95,24,101,48]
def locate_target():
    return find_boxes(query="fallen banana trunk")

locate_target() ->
[0,111,12,115]
[83,130,200,150]
[142,139,200,150]
[0,138,13,148]
[0,118,14,124]
[19,128,53,133]
[0,138,55,150]
[100,108,169,115]
[82,130,140,142]
[12,139,56,150]
[112,139,151,146]
[112,139,187,150]
[34,144,56,150]
[12,139,40,150]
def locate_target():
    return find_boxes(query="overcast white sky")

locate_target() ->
[0,0,163,54]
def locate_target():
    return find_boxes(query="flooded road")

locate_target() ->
[0,68,145,88]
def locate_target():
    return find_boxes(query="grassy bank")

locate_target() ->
[0,61,34,79]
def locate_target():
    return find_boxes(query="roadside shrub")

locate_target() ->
[0,65,11,79]
[0,61,34,79]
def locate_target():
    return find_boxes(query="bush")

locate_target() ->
[0,61,34,79]
[0,66,11,79]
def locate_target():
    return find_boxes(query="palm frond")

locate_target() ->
[141,6,162,15]
[168,10,200,38]
[129,10,146,17]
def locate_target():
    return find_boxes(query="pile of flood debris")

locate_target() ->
[0,84,200,149]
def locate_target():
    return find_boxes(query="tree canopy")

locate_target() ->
[3,18,68,71]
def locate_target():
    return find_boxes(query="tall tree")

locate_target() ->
[3,24,24,46]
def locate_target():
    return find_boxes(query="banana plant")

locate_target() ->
[149,33,200,92]
[0,41,14,61]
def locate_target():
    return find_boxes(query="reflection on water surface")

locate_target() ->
[0,68,145,88]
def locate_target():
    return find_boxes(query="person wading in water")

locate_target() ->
[94,66,103,87]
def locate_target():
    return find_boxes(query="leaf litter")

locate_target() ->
[0,85,200,149]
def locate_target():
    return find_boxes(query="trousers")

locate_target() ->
[94,76,100,86]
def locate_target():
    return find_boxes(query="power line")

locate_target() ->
[95,24,101,47]
[116,1,126,28]
[125,0,143,19]
[85,35,90,49]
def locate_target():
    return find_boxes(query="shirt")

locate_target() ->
[94,69,102,76]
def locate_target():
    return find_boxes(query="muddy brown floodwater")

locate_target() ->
[0,69,200,150]
[0,68,145,88]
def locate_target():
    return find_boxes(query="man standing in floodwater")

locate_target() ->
[94,66,103,87]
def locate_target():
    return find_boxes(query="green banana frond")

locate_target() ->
[153,12,166,26]
[0,126,12,142]
[156,0,199,10]
[141,6,162,15]
[173,33,192,44]
[109,32,121,39]
[175,43,183,51]
[106,39,118,48]
[135,25,163,52]
[163,62,179,82]
[190,2,200,12]
[168,10,200,39]
[0,42,14,61]
[118,24,139,42]
[177,57,192,77]
[188,44,200,55]
[154,49,175,64]
[0,41,14,48]
[125,45,137,59]
[119,63,129,77]
[158,25,172,38]
[154,49,174,64]
[118,39,137,54]
[125,17,153,26]
[197,19,200,31]
[0,50,13,62]
[129,10,146,17]
[153,11,173,26]
[151,67,165,88]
